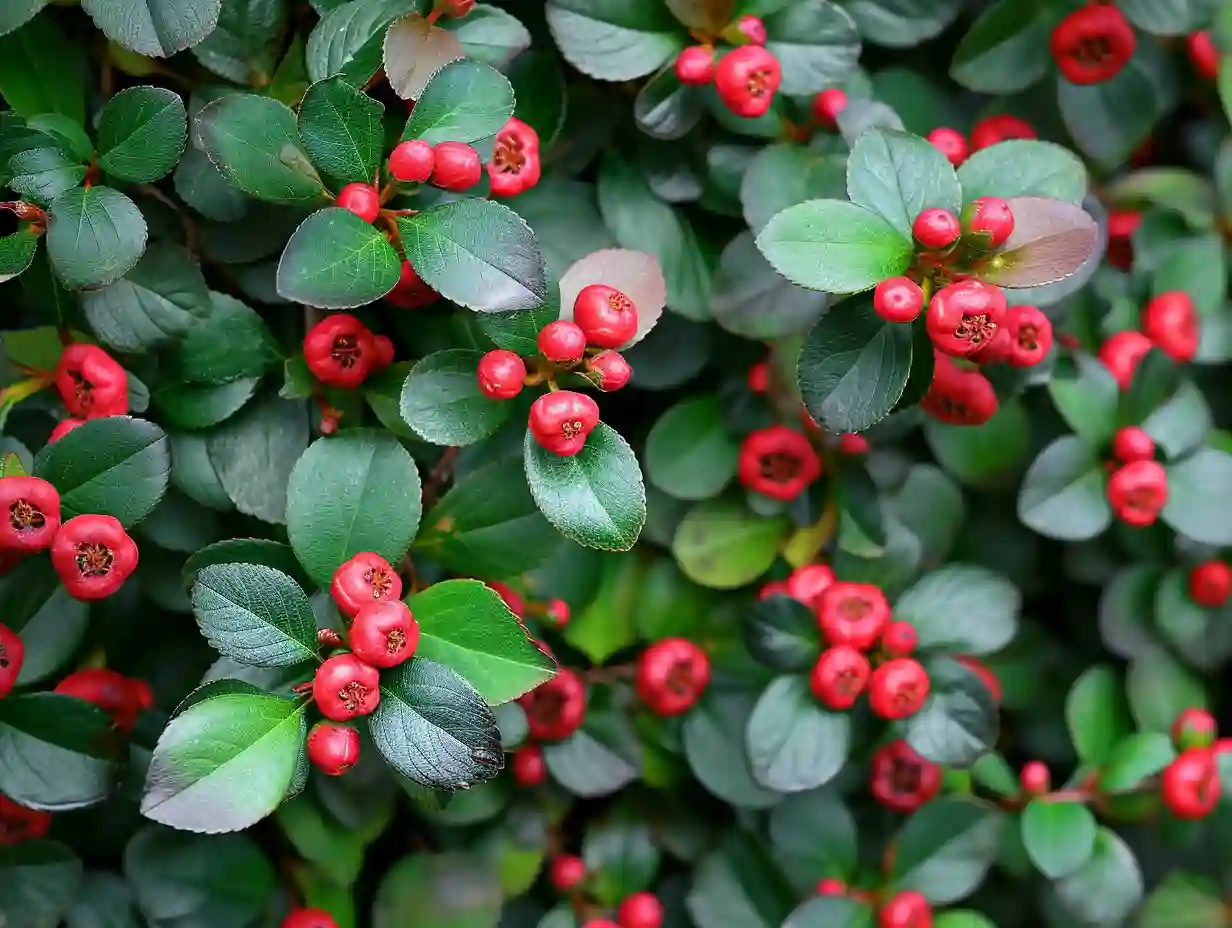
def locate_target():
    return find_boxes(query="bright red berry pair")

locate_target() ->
[55,667,151,732]
[51,514,139,601]
[1106,459,1168,528]
[0,625,24,700]
[520,668,586,741]
[303,315,393,390]
[738,425,822,502]
[529,391,601,456]
[281,909,339,928]
[0,794,52,845]
[636,637,710,717]
[487,117,541,199]
[920,352,998,427]
[388,138,483,194]
[926,280,1007,357]
[1142,291,1199,364]
[1189,561,1231,608]
[1050,4,1136,86]
[0,476,60,553]
[714,46,782,118]
[306,722,360,776]
[1161,747,1221,820]
[56,344,128,420]
[870,739,940,812]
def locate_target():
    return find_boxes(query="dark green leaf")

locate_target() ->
[153,378,260,431]
[276,208,401,309]
[1127,647,1207,735]
[1137,873,1226,928]
[441,5,531,69]
[769,792,858,888]
[1016,435,1110,541]
[165,291,282,385]
[741,143,847,234]
[205,391,309,524]
[924,397,1032,490]
[744,595,821,673]
[508,49,568,150]
[96,86,187,183]
[0,694,119,810]
[645,396,739,501]
[763,0,861,96]
[306,0,419,86]
[1163,449,1232,545]
[683,689,781,809]
[543,713,641,799]
[1051,828,1143,924]
[0,16,85,124]
[0,1,49,39]
[371,852,502,928]
[904,656,999,767]
[686,832,795,928]
[190,0,287,85]
[0,841,82,928]
[583,813,661,906]
[746,674,849,793]
[1021,800,1097,879]
[545,0,684,82]
[0,229,39,278]
[950,0,1052,94]
[891,797,1002,904]
[783,897,874,928]
[402,58,515,146]
[298,76,384,185]
[173,148,248,222]
[634,63,705,141]
[7,147,86,205]
[190,563,318,667]
[711,231,828,338]
[893,565,1019,655]
[46,186,148,290]
[399,349,512,446]
[81,0,221,56]
[841,0,964,48]
[1065,665,1131,768]
[847,127,962,241]
[182,538,309,589]
[1047,352,1120,446]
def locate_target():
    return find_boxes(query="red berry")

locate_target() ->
[348,600,419,668]
[1189,561,1231,608]
[477,349,527,400]
[431,142,483,192]
[818,582,891,651]
[926,280,1007,357]
[870,739,940,812]
[330,552,402,620]
[511,745,547,786]
[306,722,360,776]
[55,344,128,419]
[1106,210,1141,270]
[736,15,767,46]
[920,352,999,427]
[1098,330,1153,390]
[1051,4,1136,86]
[637,637,710,717]
[0,794,51,845]
[487,117,541,199]
[538,321,588,364]
[545,598,569,628]
[816,878,846,896]
[737,425,822,502]
[812,88,847,128]
[868,658,930,720]
[51,514,138,601]
[962,197,1014,248]
[879,890,932,928]
[1188,31,1220,80]
[1020,760,1051,796]
[881,621,918,657]
[0,476,61,552]
[588,351,632,392]
[1000,305,1052,368]
[336,183,380,223]
[618,892,664,928]
[573,284,639,349]
[1172,707,1218,750]
[1161,747,1221,820]
[912,208,961,250]
[786,563,836,608]
[1107,459,1169,528]
[927,127,967,166]
[388,139,435,183]
[281,909,339,928]
[437,0,475,17]
[371,335,394,372]
[489,581,525,618]
[386,260,438,310]
[956,655,1002,704]
[48,418,86,443]
[549,854,586,892]
[583,922,620,928]
[303,314,378,390]
[838,433,870,455]
[759,580,790,600]
[520,668,586,741]
[970,114,1036,151]
[312,653,380,722]
[54,668,146,731]
[809,645,871,710]
[1112,426,1155,464]
[747,361,769,393]
[1142,291,1199,363]
[714,45,782,118]
[0,625,23,699]
[675,46,716,86]
[873,276,925,323]
[529,391,601,456]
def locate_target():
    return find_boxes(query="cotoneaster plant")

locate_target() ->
[1,0,1232,927]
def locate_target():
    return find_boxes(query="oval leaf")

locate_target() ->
[191,563,319,668]
[981,197,1100,289]
[399,349,511,446]
[277,208,401,309]
[746,675,850,793]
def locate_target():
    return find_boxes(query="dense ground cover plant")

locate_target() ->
[1,0,1232,925]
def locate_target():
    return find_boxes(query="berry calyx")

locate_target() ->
[1161,747,1220,820]
[545,598,570,628]
[912,208,961,251]
[0,625,24,700]
[873,276,925,323]
[487,117,541,199]
[818,582,891,650]
[738,425,822,502]
[1098,330,1153,390]
[786,563,836,608]
[388,139,435,183]
[477,349,527,400]
[735,15,767,46]
[331,552,402,619]
[920,352,999,427]
[529,391,601,456]
[588,350,633,392]
[1107,459,1168,528]
[961,197,1014,248]
[868,658,930,720]
[1050,4,1136,86]
[312,653,380,722]
[511,745,547,787]
[1142,291,1199,364]
[303,314,378,390]
[675,46,716,86]
[618,892,664,928]
[816,878,846,896]
[1189,561,1231,609]
[926,280,1007,357]
[348,600,419,668]
[927,127,967,166]
[520,668,586,741]
[573,284,640,349]
[306,722,360,776]
[48,418,86,443]
[714,45,782,118]
[1172,707,1218,751]
[538,320,588,364]
[870,740,941,812]
[970,114,1036,151]
[999,305,1052,368]
[0,476,61,552]
[636,637,710,717]
[336,183,380,223]
[54,668,147,731]
[50,514,138,601]
[812,88,847,128]
[0,794,52,845]
[1111,426,1155,464]
[881,621,918,657]
[55,344,129,419]
[550,854,586,892]
[809,645,871,710]
[879,890,932,928]
[281,908,339,928]
[431,142,483,192]
[1020,760,1051,796]
[1188,31,1220,80]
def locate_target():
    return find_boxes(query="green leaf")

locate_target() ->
[190,0,288,85]
[1138,873,1227,928]
[687,832,795,928]
[414,460,562,579]
[399,349,511,446]
[3,567,88,688]
[369,658,504,789]
[196,94,326,205]
[1021,800,1097,880]
[672,497,788,589]
[1127,647,1207,734]
[285,428,422,589]
[182,538,309,590]
[712,232,829,339]
[46,186,148,290]
[306,0,420,87]
[846,127,962,241]
[1100,731,1175,792]
[276,208,401,309]
[1119,347,1179,428]
[783,897,874,928]
[841,0,964,48]
[0,842,82,928]
[950,0,1052,94]
[683,690,781,809]
[1051,828,1143,925]
[645,396,739,501]
[544,711,641,798]
[891,797,1002,904]
[297,77,384,185]
[1047,352,1120,446]
[957,139,1087,204]
[0,694,119,810]
[34,416,170,528]
[7,147,87,206]
[174,147,248,223]
[397,199,547,313]
[440,5,531,69]
[769,792,857,888]
[583,813,661,906]
[1065,665,1131,768]
[893,565,1019,656]
[0,1,49,38]
[924,397,1031,490]
[141,690,305,833]
[165,292,282,385]
[904,656,999,768]
[746,674,849,793]
[1118,0,1208,36]
[1149,383,1216,460]
[1160,568,1232,671]
[741,143,847,234]
[96,86,187,183]
[523,422,646,552]
[797,297,914,432]
[402,58,515,146]
[763,0,861,96]
[757,199,913,295]
[545,0,684,82]
[744,595,821,673]
[1163,449,1232,545]
[565,554,641,662]
[0,15,86,124]
[633,62,705,141]
[508,49,568,150]
[0,229,39,278]
[154,378,260,431]
[1016,435,1110,541]
[81,0,222,57]
[371,852,502,928]
[191,563,319,668]
[407,579,555,705]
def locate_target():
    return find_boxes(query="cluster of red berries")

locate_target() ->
[302,313,394,391]
[387,116,542,200]
[1050,3,1135,86]
[1160,708,1228,820]
[48,342,131,440]
[549,856,664,928]
[926,114,1037,168]
[1098,290,1200,390]
[1103,426,1169,527]
[737,424,822,502]
[816,879,933,928]
[477,284,638,456]
[305,552,419,777]
[675,19,782,120]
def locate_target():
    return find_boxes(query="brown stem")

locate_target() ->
[421,446,459,508]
